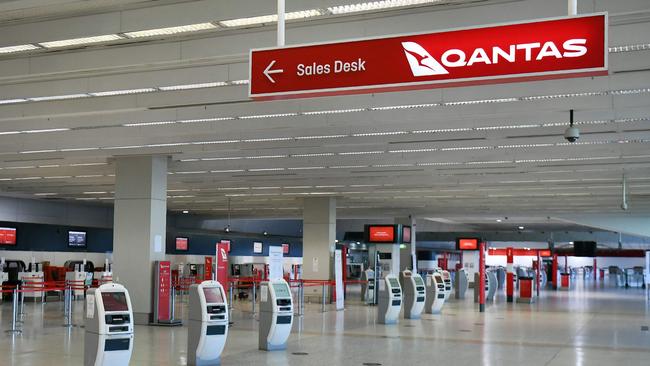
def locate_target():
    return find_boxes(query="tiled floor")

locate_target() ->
[1,280,649,365]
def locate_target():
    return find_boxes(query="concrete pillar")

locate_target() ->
[112,156,168,325]
[395,216,416,272]
[302,197,336,299]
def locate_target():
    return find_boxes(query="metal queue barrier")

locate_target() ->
[84,283,134,366]
[188,281,229,366]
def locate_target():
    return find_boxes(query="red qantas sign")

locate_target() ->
[368,226,396,243]
[250,14,607,100]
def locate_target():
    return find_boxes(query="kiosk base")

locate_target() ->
[262,343,288,351]
[191,357,221,366]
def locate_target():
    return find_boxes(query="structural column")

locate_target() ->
[395,216,416,272]
[302,197,336,300]
[112,156,168,325]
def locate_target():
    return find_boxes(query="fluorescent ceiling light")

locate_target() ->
[39,34,123,48]
[0,99,27,105]
[24,128,71,134]
[69,162,106,166]
[29,94,89,102]
[230,79,249,85]
[0,44,40,54]
[89,88,156,97]
[124,23,218,38]
[219,9,323,27]
[159,82,227,91]
[19,149,57,154]
[34,192,58,196]
[328,1,443,15]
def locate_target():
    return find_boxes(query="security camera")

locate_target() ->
[564,125,580,142]
[564,109,579,142]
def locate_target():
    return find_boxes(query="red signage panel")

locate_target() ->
[175,237,188,251]
[156,261,171,322]
[0,227,17,245]
[250,14,607,99]
[204,256,213,281]
[215,243,229,285]
[282,243,290,254]
[367,225,396,243]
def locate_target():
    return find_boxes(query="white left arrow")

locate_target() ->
[263,60,284,83]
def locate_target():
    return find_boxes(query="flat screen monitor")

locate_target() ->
[401,226,411,243]
[203,287,224,304]
[101,292,128,312]
[388,278,400,288]
[272,283,291,298]
[456,238,480,250]
[365,225,396,243]
[0,227,17,245]
[434,275,443,283]
[574,241,597,257]
[175,237,188,251]
[68,230,87,247]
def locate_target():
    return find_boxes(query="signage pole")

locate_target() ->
[277,0,285,47]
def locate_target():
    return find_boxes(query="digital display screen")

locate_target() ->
[282,243,289,254]
[457,238,479,250]
[273,283,291,298]
[68,231,87,247]
[401,226,411,243]
[434,275,443,283]
[175,237,188,251]
[101,292,128,312]
[203,287,224,304]
[253,242,263,253]
[0,227,16,245]
[539,249,552,257]
[388,278,400,288]
[366,225,396,243]
[414,276,424,286]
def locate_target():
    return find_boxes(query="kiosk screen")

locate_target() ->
[434,275,443,283]
[414,277,424,286]
[388,278,400,288]
[203,287,224,304]
[272,283,291,298]
[102,292,128,312]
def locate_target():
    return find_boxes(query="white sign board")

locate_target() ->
[253,241,263,254]
[268,245,283,280]
[334,249,344,311]
[646,251,650,285]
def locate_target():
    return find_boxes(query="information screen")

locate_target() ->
[366,225,396,243]
[68,231,87,247]
[456,238,479,250]
[414,276,424,286]
[434,275,443,283]
[272,283,291,298]
[102,292,128,312]
[175,237,188,251]
[401,226,411,243]
[0,227,17,245]
[203,287,224,304]
[388,278,400,288]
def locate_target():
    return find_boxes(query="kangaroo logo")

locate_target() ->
[401,41,448,76]
[220,248,227,261]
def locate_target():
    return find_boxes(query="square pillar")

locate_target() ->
[302,197,336,299]
[112,156,168,325]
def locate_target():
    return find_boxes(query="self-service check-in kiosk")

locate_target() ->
[361,269,375,305]
[454,269,468,299]
[259,279,293,351]
[440,270,452,300]
[399,270,425,319]
[377,274,402,324]
[486,270,497,301]
[424,273,446,314]
[188,281,228,365]
[84,283,133,366]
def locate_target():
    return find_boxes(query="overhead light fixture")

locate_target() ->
[29,94,90,102]
[518,226,525,230]
[328,0,442,14]
[219,9,323,27]
[263,231,269,236]
[0,44,40,54]
[89,88,157,97]
[182,210,189,214]
[496,219,502,222]
[39,34,123,48]
[159,82,228,91]
[123,23,218,38]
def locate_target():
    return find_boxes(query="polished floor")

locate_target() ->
[1,280,649,366]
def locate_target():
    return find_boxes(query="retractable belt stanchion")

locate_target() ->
[321,283,326,313]
[252,282,257,315]
[5,288,22,334]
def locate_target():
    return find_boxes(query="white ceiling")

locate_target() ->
[0,0,649,221]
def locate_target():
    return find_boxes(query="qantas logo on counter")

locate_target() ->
[402,39,588,77]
